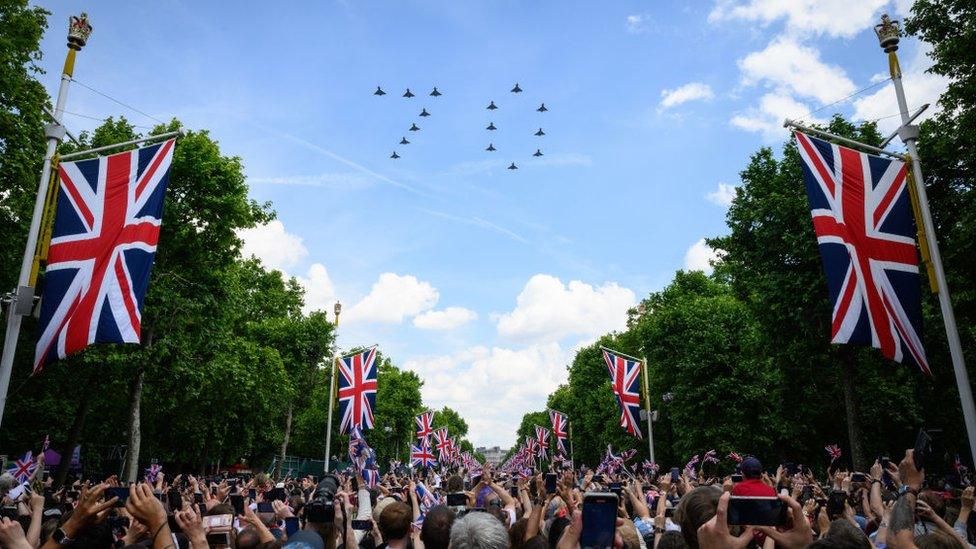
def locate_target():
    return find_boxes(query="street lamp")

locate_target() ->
[334,301,342,327]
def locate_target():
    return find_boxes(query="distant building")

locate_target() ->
[476,446,508,466]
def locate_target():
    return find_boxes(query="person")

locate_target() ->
[450,510,510,549]
[377,501,412,549]
[420,505,456,549]
[730,457,776,497]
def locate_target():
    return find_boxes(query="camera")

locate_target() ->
[306,474,339,523]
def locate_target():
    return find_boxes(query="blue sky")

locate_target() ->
[34,0,946,448]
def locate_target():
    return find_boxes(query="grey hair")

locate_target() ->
[449,511,510,549]
[0,474,19,496]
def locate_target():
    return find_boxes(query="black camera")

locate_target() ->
[306,474,339,523]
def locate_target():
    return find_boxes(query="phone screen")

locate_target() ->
[446,493,467,507]
[167,488,183,512]
[285,516,300,537]
[545,474,558,494]
[207,532,231,546]
[230,494,244,516]
[581,493,618,549]
[194,492,204,505]
[851,473,866,482]
[827,491,847,518]
[248,488,257,500]
[731,474,743,483]
[670,468,680,482]
[257,501,274,513]
[106,487,129,507]
[727,496,785,526]
[509,486,518,497]
[351,519,373,531]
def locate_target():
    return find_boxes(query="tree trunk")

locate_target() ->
[840,352,866,471]
[123,367,145,482]
[53,376,95,490]
[276,403,294,479]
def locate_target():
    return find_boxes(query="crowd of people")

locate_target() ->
[0,446,971,549]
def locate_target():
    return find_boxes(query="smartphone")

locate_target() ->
[194,492,204,505]
[207,532,232,546]
[351,519,373,531]
[253,501,272,513]
[731,474,743,483]
[665,507,675,518]
[581,493,618,549]
[167,488,183,512]
[727,496,786,526]
[801,485,813,500]
[852,473,866,482]
[270,487,286,502]
[670,468,680,483]
[230,494,244,516]
[284,516,300,537]
[0,507,17,520]
[827,490,847,518]
[203,514,233,529]
[880,456,890,470]
[447,492,467,507]
[167,514,183,534]
[509,486,518,497]
[593,474,605,484]
[783,462,798,476]
[546,473,558,495]
[106,487,129,507]
[210,486,217,496]
[608,482,622,496]
[248,488,256,500]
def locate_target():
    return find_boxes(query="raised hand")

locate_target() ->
[755,495,814,549]
[697,492,754,549]
[125,483,167,532]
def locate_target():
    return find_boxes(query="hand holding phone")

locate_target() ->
[581,492,618,549]
[727,496,786,526]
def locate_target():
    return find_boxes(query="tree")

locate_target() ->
[432,406,469,440]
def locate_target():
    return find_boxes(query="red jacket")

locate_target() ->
[731,478,777,497]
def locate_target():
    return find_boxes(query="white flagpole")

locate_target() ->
[324,302,341,473]
[875,15,976,466]
[0,14,92,429]
[642,357,655,463]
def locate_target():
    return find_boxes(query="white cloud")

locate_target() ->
[496,274,636,344]
[730,91,825,142]
[739,38,855,104]
[708,0,890,38]
[706,182,738,207]
[295,263,337,314]
[402,343,572,446]
[659,82,714,110]
[345,273,439,324]
[413,307,478,330]
[852,43,949,134]
[626,14,648,34]
[237,220,308,271]
[684,238,721,274]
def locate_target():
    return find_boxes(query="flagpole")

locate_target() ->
[324,302,341,473]
[0,14,92,429]
[875,15,976,466]
[642,357,655,463]
[569,422,575,465]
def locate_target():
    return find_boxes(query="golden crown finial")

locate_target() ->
[874,14,900,53]
[67,13,93,51]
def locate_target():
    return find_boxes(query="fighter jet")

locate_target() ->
[419,108,430,117]
[403,88,415,98]
[391,151,400,159]
[511,83,523,93]
[487,100,498,110]
[430,87,442,96]
[410,123,421,131]
[486,122,497,131]
[533,149,543,157]
[486,143,496,152]
[400,137,410,145]
[537,103,548,112]
[374,86,386,96]
[534,128,545,136]
[508,162,518,170]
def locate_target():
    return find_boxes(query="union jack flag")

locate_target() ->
[416,410,434,440]
[363,468,381,488]
[348,426,376,469]
[703,449,719,464]
[602,348,644,439]
[684,454,700,477]
[145,462,162,483]
[411,438,436,468]
[433,428,450,459]
[7,452,37,483]
[35,139,176,372]
[535,425,550,460]
[825,444,842,462]
[549,410,569,454]
[337,347,378,434]
[525,436,538,457]
[795,132,928,374]
[728,452,743,463]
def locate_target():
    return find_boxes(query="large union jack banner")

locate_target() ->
[416,410,434,440]
[35,139,176,372]
[337,346,379,434]
[602,348,644,439]
[795,132,928,374]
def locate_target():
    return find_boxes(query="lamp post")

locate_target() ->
[873,14,976,466]
[0,13,92,429]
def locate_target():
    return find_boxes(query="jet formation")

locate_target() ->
[378,82,548,169]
